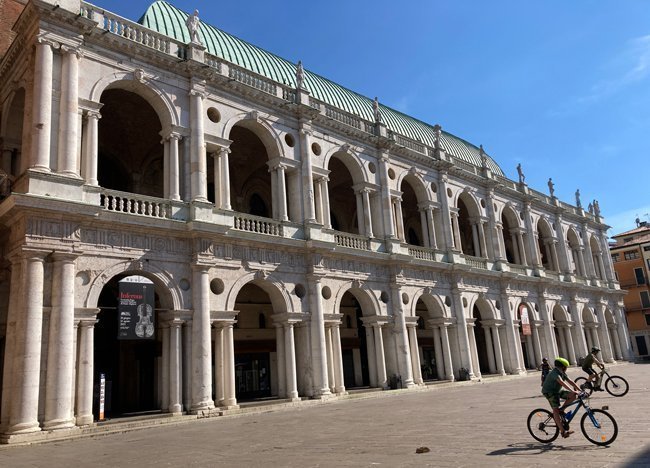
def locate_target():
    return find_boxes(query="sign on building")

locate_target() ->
[118,275,155,340]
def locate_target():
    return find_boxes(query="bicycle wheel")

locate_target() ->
[605,376,629,397]
[580,409,618,446]
[574,377,593,396]
[527,408,559,443]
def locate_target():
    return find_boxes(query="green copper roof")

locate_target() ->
[138,1,504,176]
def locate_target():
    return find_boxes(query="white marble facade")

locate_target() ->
[0,0,631,443]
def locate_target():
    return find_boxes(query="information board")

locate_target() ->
[118,276,155,340]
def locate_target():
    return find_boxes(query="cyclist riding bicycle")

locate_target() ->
[541,357,581,438]
[581,346,605,391]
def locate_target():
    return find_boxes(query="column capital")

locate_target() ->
[189,89,206,99]
[36,35,59,49]
[60,44,83,58]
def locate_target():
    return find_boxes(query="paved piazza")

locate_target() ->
[0,362,648,467]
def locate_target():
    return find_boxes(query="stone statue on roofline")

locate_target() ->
[433,124,442,150]
[575,188,582,208]
[479,145,488,168]
[588,202,593,214]
[373,97,382,123]
[547,178,555,197]
[593,200,601,217]
[186,9,202,45]
[296,60,304,90]
[516,163,525,184]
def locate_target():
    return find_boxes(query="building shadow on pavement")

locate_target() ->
[622,447,650,467]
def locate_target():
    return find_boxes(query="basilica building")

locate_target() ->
[0,0,631,443]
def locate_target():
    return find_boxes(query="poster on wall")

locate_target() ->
[520,304,531,336]
[118,275,155,340]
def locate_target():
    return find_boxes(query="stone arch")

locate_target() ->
[470,295,496,320]
[89,71,178,130]
[551,303,570,322]
[456,190,484,256]
[399,172,432,246]
[332,282,381,317]
[410,290,448,319]
[536,217,556,270]
[589,234,606,279]
[397,171,430,202]
[222,113,284,161]
[324,149,367,185]
[225,272,293,314]
[85,260,180,310]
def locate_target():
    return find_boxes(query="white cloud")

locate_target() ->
[603,203,650,236]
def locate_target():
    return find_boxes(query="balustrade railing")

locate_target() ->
[409,245,437,261]
[325,105,362,130]
[495,175,517,190]
[508,263,527,275]
[228,65,277,95]
[544,269,560,280]
[463,254,488,269]
[82,3,183,57]
[452,157,479,174]
[100,190,171,218]
[233,213,283,236]
[334,232,370,250]
[394,134,426,154]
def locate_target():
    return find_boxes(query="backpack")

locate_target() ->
[577,356,585,366]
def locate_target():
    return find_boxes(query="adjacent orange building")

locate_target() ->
[610,223,650,357]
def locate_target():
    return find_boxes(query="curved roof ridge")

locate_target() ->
[139,1,504,176]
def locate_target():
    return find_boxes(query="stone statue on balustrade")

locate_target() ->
[296,60,305,90]
[575,189,582,208]
[593,200,601,217]
[516,163,525,184]
[479,145,488,168]
[373,97,382,123]
[547,178,555,197]
[186,9,202,45]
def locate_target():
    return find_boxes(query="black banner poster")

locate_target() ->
[118,276,155,340]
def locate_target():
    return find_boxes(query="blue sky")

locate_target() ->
[109,1,650,236]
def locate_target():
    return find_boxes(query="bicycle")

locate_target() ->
[527,392,618,446]
[574,368,629,397]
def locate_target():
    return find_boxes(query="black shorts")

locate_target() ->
[582,367,597,376]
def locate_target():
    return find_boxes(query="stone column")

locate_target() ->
[83,111,100,185]
[44,253,77,430]
[191,265,214,411]
[391,285,414,387]
[219,148,231,210]
[394,198,405,241]
[320,177,331,229]
[299,127,316,222]
[7,250,47,434]
[438,173,455,250]
[211,152,221,207]
[308,275,331,397]
[277,164,289,221]
[161,323,170,411]
[361,189,374,238]
[609,324,622,360]
[274,324,286,398]
[531,323,543,366]
[182,321,192,411]
[189,88,207,201]
[221,323,237,407]
[365,327,378,387]
[478,220,488,258]
[162,138,170,199]
[373,324,388,388]
[432,326,445,379]
[1,258,20,429]
[284,323,299,399]
[355,191,365,236]
[577,248,587,277]
[467,322,480,377]
[331,324,346,393]
[501,291,525,374]
[31,38,54,171]
[471,222,480,257]
[75,316,97,426]
[407,324,423,385]
[169,320,182,413]
[325,326,334,392]
[492,325,506,375]
[213,323,224,404]
[451,288,473,375]
[57,46,80,176]
[483,325,496,374]
[451,211,462,251]
[440,324,455,381]
[426,207,438,249]
[419,208,430,247]
[563,325,577,365]
[595,304,614,362]
[496,224,506,261]
[517,231,528,265]
[313,178,322,224]
[378,154,395,238]
[168,134,181,201]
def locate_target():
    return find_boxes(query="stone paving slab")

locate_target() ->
[1,362,648,467]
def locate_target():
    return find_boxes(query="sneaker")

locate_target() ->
[561,430,575,438]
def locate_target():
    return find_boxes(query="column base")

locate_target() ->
[75,414,94,426]
[42,418,75,431]
[4,421,41,435]
[312,388,334,399]
[334,387,347,395]
[190,399,215,414]
[445,375,455,382]
[168,404,182,414]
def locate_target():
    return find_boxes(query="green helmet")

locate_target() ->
[554,357,570,369]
